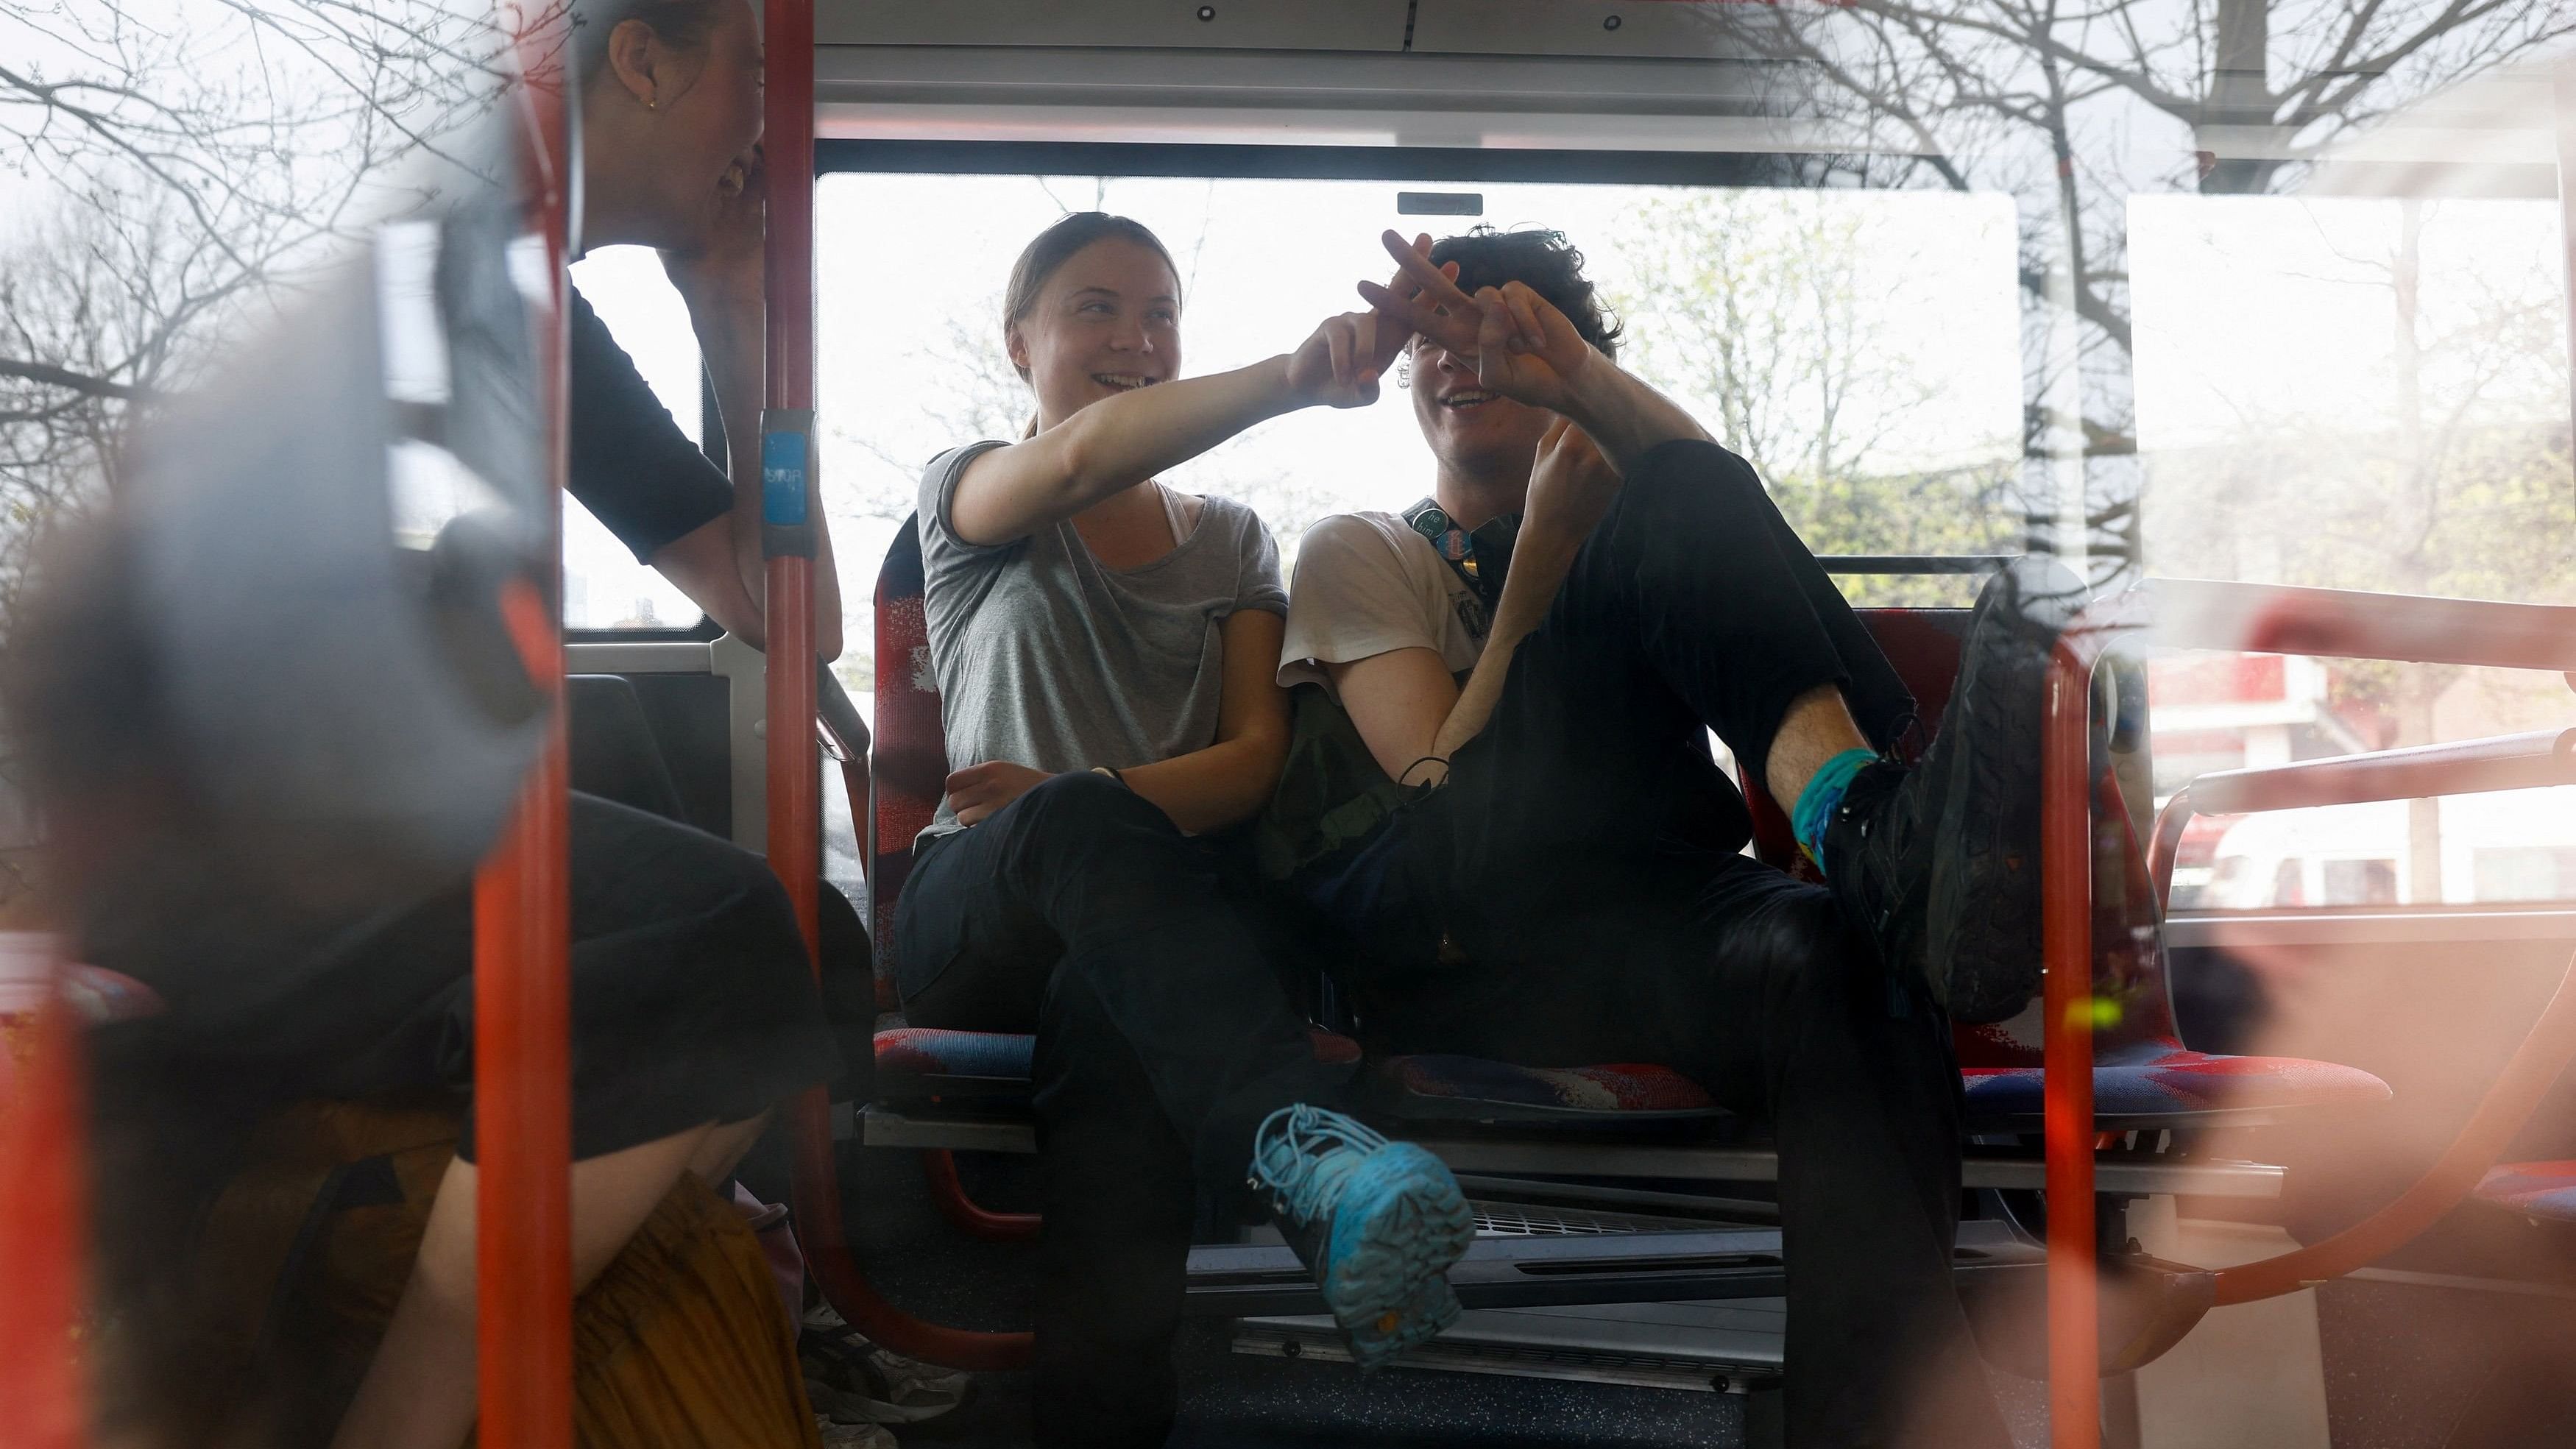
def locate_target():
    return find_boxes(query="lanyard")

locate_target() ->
[1402,497,1519,615]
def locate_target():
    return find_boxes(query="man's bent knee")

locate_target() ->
[1610,439,1775,537]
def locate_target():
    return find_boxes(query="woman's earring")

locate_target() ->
[1395,355,1412,389]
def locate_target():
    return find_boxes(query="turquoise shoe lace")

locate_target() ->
[1248,1103,1391,1225]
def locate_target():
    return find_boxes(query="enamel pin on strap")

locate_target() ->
[1406,500,1482,582]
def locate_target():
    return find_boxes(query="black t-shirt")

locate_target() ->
[567,286,735,561]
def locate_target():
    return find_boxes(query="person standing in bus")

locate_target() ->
[1275,227,2070,1448]
[35,4,857,1447]
[895,210,1476,1447]
[310,3,866,1444]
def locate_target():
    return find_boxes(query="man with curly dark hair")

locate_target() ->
[1270,227,2074,1447]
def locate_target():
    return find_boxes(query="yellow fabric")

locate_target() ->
[185,1099,821,1449]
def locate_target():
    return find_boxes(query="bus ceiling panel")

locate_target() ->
[814,138,1853,188]
[818,0,1413,52]
[813,109,1861,158]
[813,45,1774,118]
[812,44,1827,154]
[1408,0,1756,62]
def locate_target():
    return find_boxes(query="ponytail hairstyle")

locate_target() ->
[1001,212,1183,386]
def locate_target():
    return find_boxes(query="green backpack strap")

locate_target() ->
[1253,683,1418,882]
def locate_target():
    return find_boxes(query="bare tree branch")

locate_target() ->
[0,358,154,402]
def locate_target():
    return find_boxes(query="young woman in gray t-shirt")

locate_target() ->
[891,213,1473,1437]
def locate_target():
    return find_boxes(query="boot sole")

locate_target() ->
[1929,558,2084,1024]
[1322,1144,1476,1370]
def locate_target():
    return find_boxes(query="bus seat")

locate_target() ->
[567,674,688,824]
[874,1024,1365,1107]
[60,963,163,1024]
[1371,1057,1723,1122]
[871,526,2385,1133]
[870,522,943,1016]
[2475,1161,2576,1222]
[1956,1042,2390,1127]
[1744,603,2389,1131]
[870,517,1654,1119]
[1,964,160,1071]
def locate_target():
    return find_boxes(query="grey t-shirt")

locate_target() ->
[916,441,1288,843]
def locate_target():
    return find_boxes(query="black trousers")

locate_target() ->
[894,773,1349,1449]
[85,792,844,1392]
[90,792,840,1166]
[1325,440,2010,1449]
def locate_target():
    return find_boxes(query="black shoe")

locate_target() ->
[1822,557,2086,1022]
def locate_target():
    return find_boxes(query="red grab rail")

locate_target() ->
[761,1,1035,1369]
[922,1149,1044,1242]
[474,5,576,1444]
[0,942,85,1449]
[2042,626,2107,1449]
[2042,578,2576,1449]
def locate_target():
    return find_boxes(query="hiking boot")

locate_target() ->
[1822,556,2086,1023]
[1248,1104,1475,1370]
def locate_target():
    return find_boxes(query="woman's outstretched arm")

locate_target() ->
[949,311,1401,548]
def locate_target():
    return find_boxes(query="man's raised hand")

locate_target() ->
[1523,417,1624,550]
[1356,229,1595,414]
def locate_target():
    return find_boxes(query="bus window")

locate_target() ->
[815,166,2028,660]
[2151,652,2576,910]
[562,245,710,634]
[2475,846,2576,901]
[2132,194,2572,605]
[2133,194,2574,909]
[2322,858,2399,907]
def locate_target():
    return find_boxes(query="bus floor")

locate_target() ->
[747,1136,2058,1449]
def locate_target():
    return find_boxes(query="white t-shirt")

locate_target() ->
[1278,511,1489,698]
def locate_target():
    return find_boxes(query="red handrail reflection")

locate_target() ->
[474,4,575,1444]
[0,946,85,1449]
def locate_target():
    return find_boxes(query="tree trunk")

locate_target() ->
[2200,0,2281,194]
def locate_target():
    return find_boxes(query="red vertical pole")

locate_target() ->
[754,0,1032,1371]
[475,5,575,1445]
[757,0,841,1320]
[2043,629,2101,1449]
[761,7,818,941]
[0,938,85,1449]
[762,15,819,968]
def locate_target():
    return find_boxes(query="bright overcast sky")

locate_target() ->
[568,172,2568,652]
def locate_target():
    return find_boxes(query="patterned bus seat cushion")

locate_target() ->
[1959,1041,2391,1122]
[874,1025,1364,1091]
[1381,1055,1722,1117]
[875,1028,1039,1083]
[2476,1161,2576,1222]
